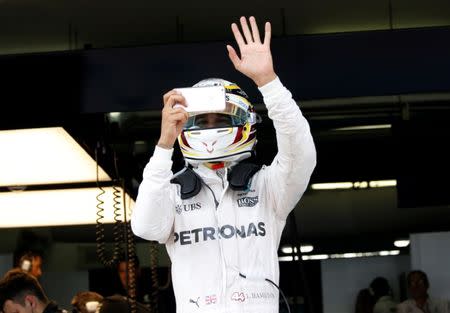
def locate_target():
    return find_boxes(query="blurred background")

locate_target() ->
[1,1,450,313]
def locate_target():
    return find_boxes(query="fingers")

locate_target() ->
[263,22,271,47]
[163,91,186,109]
[170,109,189,123]
[239,16,253,44]
[158,107,188,148]
[249,16,261,44]
[162,107,188,128]
[232,16,265,46]
[163,89,178,106]
[231,22,245,50]
[226,45,241,69]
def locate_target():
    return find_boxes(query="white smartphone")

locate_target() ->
[173,85,226,115]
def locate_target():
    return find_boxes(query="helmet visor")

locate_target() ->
[183,102,249,130]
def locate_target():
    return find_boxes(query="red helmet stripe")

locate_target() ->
[232,126,243,144]
[180,132,191,148]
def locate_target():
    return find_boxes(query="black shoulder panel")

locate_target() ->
[227,163,262,191]
[170,167,203,200]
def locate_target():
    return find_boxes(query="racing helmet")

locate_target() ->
[177,78,260,165]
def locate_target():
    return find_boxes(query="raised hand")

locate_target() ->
[227,16,277,87]
[157,90,189,149]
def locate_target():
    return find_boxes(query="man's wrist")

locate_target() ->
[157,140,174,150]
[254,72,278,88]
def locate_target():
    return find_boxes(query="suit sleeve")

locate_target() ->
[260,77,317,220]
[131,146,177,243]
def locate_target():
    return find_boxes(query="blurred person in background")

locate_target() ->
[15,251,43,279]
[397,270,449,313]
[0,269,66,313]
[355,288,376,313]
[71,291,103,313]
[370,276,398,313]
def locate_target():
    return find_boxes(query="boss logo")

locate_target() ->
[237,196,259,207]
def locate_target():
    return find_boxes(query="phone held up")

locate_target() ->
[173,86,226,115]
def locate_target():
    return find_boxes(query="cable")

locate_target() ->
[94,118,138,313]
[149,242,159,313]
[95,143,123,267]
[265,278,291,313]
[123,181,137,313]
[237,273,291,313]
[158,267,171,291]
[288,211,315,313]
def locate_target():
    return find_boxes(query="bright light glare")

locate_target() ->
[0,127,111,186]
[301,245,314,253]
[311,182,353,190]
[333,124,392,131]
[302,254,329,260]
[394,240,410,248]
[281,245,314,254]
[0,187,134,228]
[280,250,403,262]
[311,180,397,190]
[369,180,397,187]
[353,181,368,189]
[278,256,293,262]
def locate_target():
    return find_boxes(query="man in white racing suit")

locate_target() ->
[131,16,316,313]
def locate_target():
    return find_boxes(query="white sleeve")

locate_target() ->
[259,77,317,220]
[131,145,177,243]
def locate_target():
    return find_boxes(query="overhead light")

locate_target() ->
[394,239,410,248]
[301,245,314,253]
[311,182,353,190]
[279,250,403,262]
[279,254,329,262]
[302,254,329,260]
[369,180,397,188]
[330,250,401,259]
[342,253,358,258]
[281,245,314,254]
[353,181,368,189]
[311,180,397,190]
[108,112,121,122]
[0,187,134,228]
[332,124,392,131]
[0,127,111,187]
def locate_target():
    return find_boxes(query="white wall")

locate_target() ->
[410,231,450,300]
[321,255,410,313]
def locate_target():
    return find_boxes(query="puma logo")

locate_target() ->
[189,297,200,308]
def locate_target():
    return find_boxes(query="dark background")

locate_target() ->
[1,3,450,313]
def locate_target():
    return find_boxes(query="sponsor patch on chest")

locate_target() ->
[237,195,259,207]
[175,202,202,215]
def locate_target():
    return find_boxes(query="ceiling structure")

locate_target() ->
[1,0,450,55]
[1,0,450,256]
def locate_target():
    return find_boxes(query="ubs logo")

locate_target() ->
[176,202,202,215]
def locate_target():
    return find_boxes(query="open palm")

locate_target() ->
[227,16,276,87]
